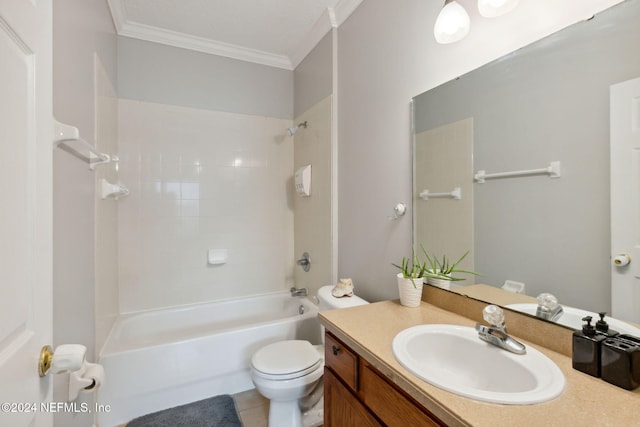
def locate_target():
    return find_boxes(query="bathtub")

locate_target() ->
[97,291,321,427]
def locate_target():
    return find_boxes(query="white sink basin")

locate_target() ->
[392,324,565,404]
[505,303,640,337]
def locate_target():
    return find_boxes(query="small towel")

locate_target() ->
[332,278,354,298]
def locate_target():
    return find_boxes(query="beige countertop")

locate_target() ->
[319,299,639,427]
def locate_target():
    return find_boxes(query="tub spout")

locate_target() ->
[290,287,308,297]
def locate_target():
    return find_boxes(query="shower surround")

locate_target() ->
[117,99,294,312]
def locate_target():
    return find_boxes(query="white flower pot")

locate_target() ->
[426,276,452,290]
[397,273,424,307]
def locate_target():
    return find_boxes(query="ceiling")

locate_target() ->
[107,0,363,70]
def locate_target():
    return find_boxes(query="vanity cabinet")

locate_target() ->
[324,332,444,427]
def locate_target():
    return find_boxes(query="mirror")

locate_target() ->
[413,0,640,328]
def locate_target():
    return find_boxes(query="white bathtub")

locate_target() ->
[97,291,321,427]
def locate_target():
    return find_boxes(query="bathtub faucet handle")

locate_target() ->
[296,252,311,272]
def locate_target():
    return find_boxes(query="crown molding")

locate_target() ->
[289,7,335,69]
[107,0,363,71]
[288,0,363,69]
[106,0,126,33]
[333,0,364,27]
[118,21,293,70]
[107,0,292,69]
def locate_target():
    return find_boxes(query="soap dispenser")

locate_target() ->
[572,316,606,377]
[601,334,640,390]
[595,312,619,337]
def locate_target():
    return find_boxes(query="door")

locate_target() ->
[610,77,640,324]
[0,0,53,426]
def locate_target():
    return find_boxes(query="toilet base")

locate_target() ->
[268,400,301,427]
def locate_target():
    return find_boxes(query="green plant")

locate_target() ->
[392,250,426,288]
[422,248,480,282]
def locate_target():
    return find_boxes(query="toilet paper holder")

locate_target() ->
[39,344,105,401]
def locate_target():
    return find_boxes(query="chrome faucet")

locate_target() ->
[475,305,526,355]
[535,292,563,322]
[290,287,308,297]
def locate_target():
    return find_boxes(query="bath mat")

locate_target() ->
[126,394,243,427]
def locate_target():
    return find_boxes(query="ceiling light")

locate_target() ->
[478,0,520,18]
[434,0,471,44]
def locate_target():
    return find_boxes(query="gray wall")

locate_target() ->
[52,0,117,426]
[294,32,333,118]
[118,37,294,119]
[413,0,640,311]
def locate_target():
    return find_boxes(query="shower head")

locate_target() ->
[287,121,308,136]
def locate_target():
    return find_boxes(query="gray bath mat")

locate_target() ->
[127,394,243,427]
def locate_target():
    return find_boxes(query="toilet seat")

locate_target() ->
[251,340,322,381]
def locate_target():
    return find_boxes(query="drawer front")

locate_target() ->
[325,332,358,391]
[361,362,444,427]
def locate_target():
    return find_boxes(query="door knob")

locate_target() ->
[613,254,631,267]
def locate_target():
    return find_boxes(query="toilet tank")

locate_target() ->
[317,285,368,311]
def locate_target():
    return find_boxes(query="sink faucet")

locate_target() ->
[535,293,563,322]
[475,305,526,355]
[290,287,308,297]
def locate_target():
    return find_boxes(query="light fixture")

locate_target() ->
[434,0,471,44]
[478,0,520,18]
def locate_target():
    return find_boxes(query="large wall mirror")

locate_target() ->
[413,0,640,330]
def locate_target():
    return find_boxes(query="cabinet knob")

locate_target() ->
[332,345,340,356]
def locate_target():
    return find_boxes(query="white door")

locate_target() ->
[610,77,640,324]
[0,0,53,425]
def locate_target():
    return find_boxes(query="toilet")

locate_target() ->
[250,285,368,427]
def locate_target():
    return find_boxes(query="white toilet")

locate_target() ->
[250,285,368,427]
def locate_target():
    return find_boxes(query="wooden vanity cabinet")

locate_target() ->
[324,332,445,427]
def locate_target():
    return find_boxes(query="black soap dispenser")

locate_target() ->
[572,316,606,377]
[601,334,640,390]
[595,312,620,338]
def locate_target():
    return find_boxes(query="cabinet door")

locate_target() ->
[324,368,382,427]
[361,362,443,427]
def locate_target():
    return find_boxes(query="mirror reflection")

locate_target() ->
[413,0,640,328]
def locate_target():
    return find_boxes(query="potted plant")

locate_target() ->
[422,249,480,290]
[392,251,426,307]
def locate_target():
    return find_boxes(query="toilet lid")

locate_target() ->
[252,340,321,377]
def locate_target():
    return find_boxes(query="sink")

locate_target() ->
[392,324,565,404]
[505,303,640,336]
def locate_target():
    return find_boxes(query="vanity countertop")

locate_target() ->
[319,299,640,427]
[452,284,537,306]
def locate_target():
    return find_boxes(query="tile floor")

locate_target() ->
[233,389,269,427]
